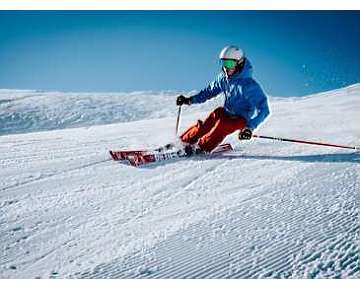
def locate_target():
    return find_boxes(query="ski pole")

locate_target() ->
[253,134,360,151]
[175,105,182,137]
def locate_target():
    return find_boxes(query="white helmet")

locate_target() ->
[219,45,244,61]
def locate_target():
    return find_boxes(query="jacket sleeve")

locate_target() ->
[191,74,223,104]
[243,79,271,130]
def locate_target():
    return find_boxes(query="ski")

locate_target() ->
[126,150,181,166]
[121,143,233,167]
[109,149,147,161]
[109,143,175,161]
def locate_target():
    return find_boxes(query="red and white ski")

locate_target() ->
[109,149,147,161]
[109,143,174,161]
[110,143,233,167]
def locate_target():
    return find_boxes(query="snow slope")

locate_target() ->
[0,85,359,278]
[0,89,219,136]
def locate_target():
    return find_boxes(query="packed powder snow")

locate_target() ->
[0,85,359,278]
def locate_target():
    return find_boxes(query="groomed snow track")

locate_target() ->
[1,86,359,278]
[73,153,359,279]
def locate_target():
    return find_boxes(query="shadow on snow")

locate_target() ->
[222,151,360,164]
[138,151,360,169]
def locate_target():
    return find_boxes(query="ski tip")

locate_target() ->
[109,150,117,160]
[210,143,234,154]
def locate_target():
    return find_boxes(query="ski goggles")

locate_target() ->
[221,59,238,69]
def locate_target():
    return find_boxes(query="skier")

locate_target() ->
[176,45,271,155]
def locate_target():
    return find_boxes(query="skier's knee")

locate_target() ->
[213,107,224,118]
[196,120,203,128]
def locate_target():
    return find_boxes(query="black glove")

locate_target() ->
[176,95,191,106]
[239,128,253,140]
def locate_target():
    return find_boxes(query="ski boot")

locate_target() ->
[183,143,204,157]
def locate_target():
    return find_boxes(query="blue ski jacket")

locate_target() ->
[191,58,270,130]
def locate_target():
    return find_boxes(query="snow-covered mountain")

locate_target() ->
[0,89,223,136]
[0,85,359,278]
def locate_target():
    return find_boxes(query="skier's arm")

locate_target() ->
[244,80,271,130]
[191,75,223,104]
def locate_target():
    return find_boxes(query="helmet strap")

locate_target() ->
[223,66,229,78]
[235,59,245,74]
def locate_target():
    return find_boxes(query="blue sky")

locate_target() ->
[0,11,359,96]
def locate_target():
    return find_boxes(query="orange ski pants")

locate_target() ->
[180,107,246,152]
